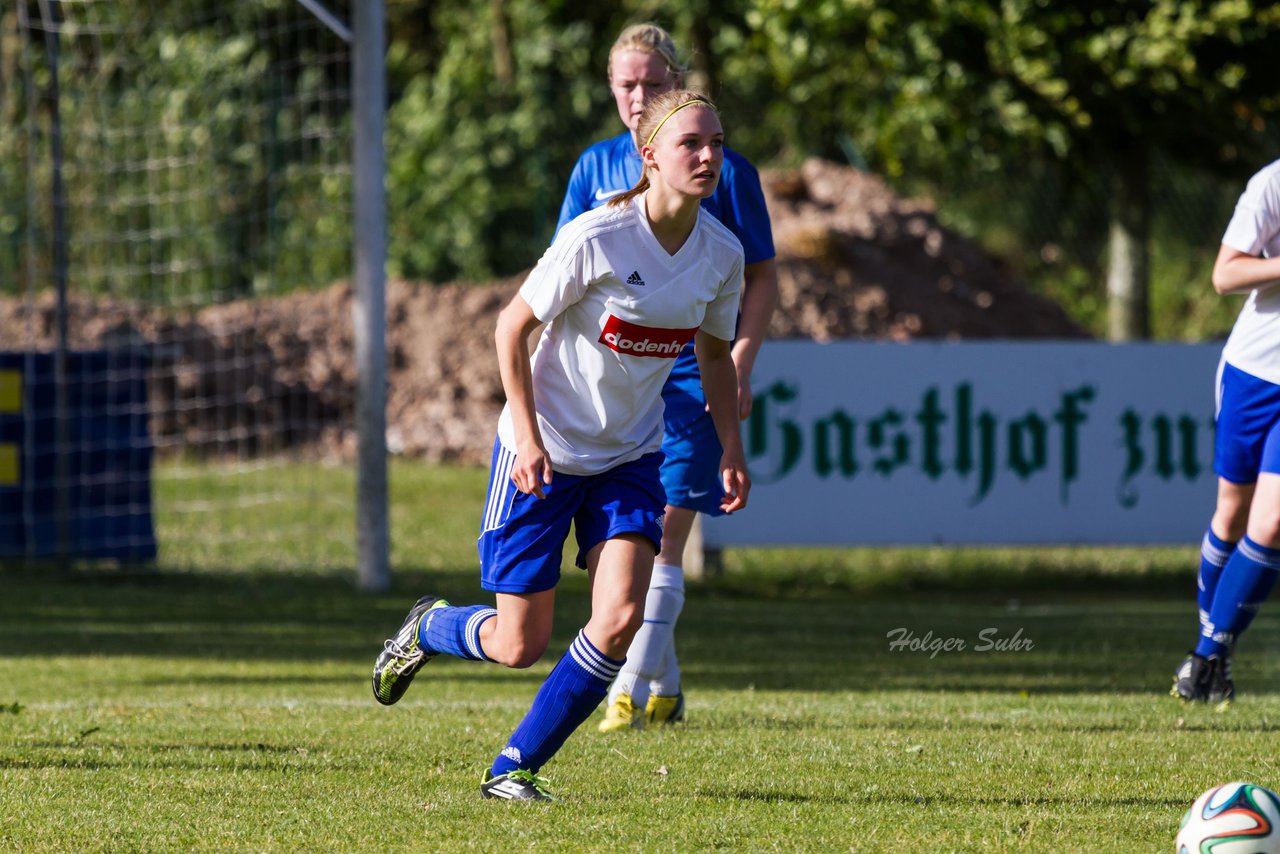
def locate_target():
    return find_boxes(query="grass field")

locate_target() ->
[3,462,1279,851]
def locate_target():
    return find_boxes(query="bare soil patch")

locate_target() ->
[1,159,1085,463]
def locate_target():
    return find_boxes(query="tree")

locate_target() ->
[384,0,617,282]
[382,0,767,283]
[737,0,1280,339]
[4,0,354,301]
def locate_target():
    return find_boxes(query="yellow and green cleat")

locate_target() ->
[480,768,555,801]
[371,595,449,705]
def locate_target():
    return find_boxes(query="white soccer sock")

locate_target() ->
[607,561,685,709]
[650,634,682,698]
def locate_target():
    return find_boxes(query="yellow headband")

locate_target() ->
[644,99,711,148]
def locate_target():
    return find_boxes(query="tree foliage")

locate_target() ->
[726,0,1280,337]
[7,1,1280,336]
[732,0,1278,172]
[4,0,352,302]
[385,1,597,281]
[383,0,797,282]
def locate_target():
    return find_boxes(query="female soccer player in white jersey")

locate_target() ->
[558,22,778,733]
[370,90,750,801]
[1172,157,1280,706]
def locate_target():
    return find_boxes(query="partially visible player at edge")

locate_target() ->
[557,22,778,733]
[371,90,749,801]
[1172,156,1280,706]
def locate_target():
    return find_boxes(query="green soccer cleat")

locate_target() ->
[480,768,555,802]
[371,595,448,706]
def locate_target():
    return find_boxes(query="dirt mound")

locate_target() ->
[1,159,1086,464]
[765,159,1084,341]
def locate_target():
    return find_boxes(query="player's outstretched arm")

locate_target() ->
[695,330,751,514]
[1212,244,1280,295]
[495,294,552,499]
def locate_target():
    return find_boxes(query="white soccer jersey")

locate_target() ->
[1221,158,1280,384]
[497,195,744,475]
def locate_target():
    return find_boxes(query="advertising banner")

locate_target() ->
[702,341,1222,547]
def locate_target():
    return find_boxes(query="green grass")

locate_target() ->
[2,462,1277,851]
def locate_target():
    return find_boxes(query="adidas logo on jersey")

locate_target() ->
[626,270,646,287]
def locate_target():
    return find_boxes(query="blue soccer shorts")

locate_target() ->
[477,439,665,594]
[1214,360,1280,484]
[659,345,728,517]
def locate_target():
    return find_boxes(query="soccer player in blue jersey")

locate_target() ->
[371,90,751,801]
[1172,157,1280,706]
[557,22,778,733]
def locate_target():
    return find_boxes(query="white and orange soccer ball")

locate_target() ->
[1177,782,1280,853]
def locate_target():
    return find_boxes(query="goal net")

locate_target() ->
[2,0,358,571]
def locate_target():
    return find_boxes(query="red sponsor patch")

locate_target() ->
[599,315,698,358]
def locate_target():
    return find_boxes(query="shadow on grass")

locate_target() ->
[0,751,365,773]
[2,562,1271,697]
[696,786,1191,809]
[709,713,1280,734]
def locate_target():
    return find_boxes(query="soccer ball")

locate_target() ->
[1177,782,1280,853]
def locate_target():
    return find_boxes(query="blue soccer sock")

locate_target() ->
[418,604,497,661]
[490,630,623,776]
[1197,528,1237,635]
[1195,535,1280,659]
